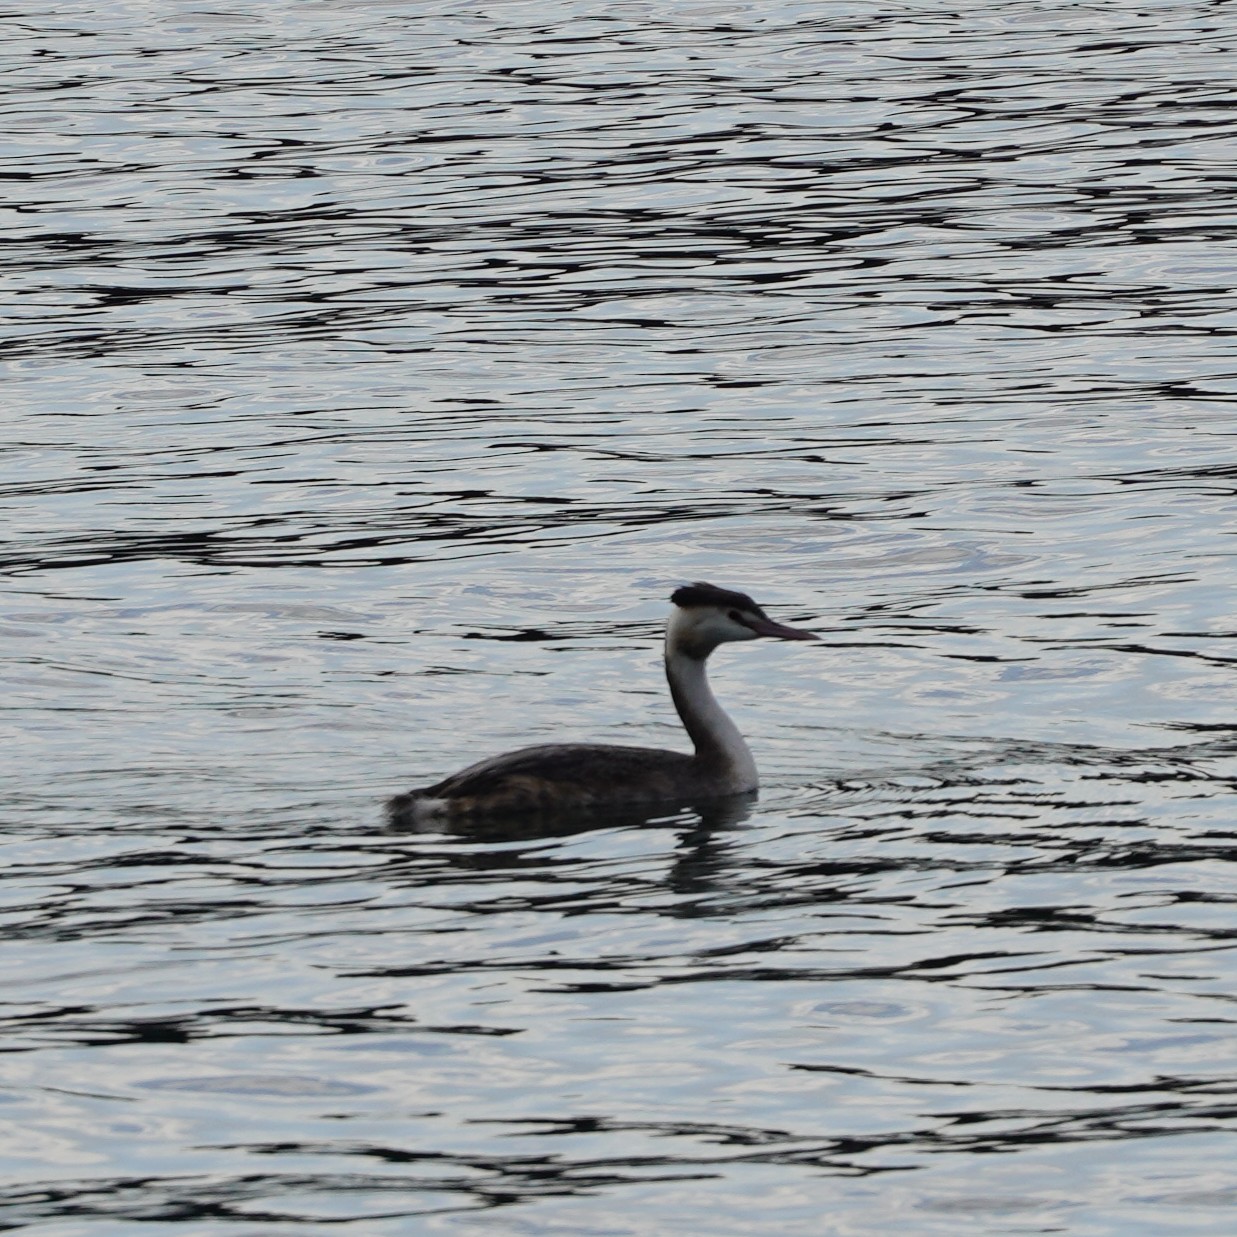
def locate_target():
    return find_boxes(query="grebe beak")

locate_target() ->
[742,615,819,641]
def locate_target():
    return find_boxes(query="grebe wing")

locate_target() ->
[420,743,696,800]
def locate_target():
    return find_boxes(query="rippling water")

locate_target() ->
[5,0,1237,1232]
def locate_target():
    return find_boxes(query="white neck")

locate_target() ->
[664,647,758,792]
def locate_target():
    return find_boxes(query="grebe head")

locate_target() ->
[667,582,818,660]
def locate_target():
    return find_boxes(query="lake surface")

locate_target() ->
[4,0,1237,1232]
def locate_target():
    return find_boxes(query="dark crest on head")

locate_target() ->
[671,581,767,618]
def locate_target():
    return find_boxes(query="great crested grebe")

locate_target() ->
[388,582,817,822]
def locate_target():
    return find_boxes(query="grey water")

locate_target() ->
[4,0,1237,1232]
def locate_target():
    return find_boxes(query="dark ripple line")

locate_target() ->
[0,487,836,575]
[8,1083,1236,1229]
[0,1002,520,1052]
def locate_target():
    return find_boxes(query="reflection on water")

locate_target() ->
[4,0,1237,1232]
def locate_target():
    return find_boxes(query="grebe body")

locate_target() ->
[388,582,816,822]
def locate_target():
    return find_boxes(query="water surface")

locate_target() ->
[4,1,1237,1232]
